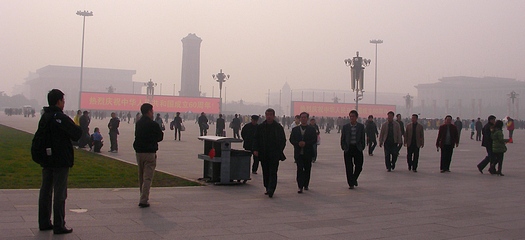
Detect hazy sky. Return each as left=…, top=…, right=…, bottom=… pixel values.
left=1, top=0, right=524, bottom=103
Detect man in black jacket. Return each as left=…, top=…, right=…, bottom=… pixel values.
left=341, top=110, right=366, bottom=189
left=289, top=112, right=318, bottom=193
left=198, top=112, right=208, bottom=136
left=241, top=115, right=259, bottom=174
left=108, top=112, right=120, bottom=153
left=34, top=89, right=82, bottom=234
left=477, top=115, right=496, bottom=174
left=133, top=103, right=164, bottom=208
left=365, top=115, right=379, bottom=156
left=78, top=111, right=90, bottom=148
left=231, top=114, right=242, bottom=139
left=216, top=114, right=225, bottom=136
left=253, top=108, right=286, bottom=198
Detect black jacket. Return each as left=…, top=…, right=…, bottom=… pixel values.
left=341, top=122, right=366, bottom=152
left=365, top=120, right=378, bottom=139
left=216, top=118, right=225, bottom=131
left=133, top=116, right=164, bottom=153
left=481, top=122, right=493, bottom=148
left=108, top=117, right=120, bottom=134
left=36, top=106, right=82, bottom=168
left=289, top=125, right=317, bottom=158
left=241, top=122, right=257, bottom=150
left=253, top=120, right=286, bottom=161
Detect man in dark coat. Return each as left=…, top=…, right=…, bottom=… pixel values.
left=436, top=115, right=459, bottom=172
left=477, top=115, right=496, bottom=174
left=475, top=118, right=483, bottom=141
left=454, top=117, right=463, bottom=143
left=198, top=112, right=208, bottom=136
left=365, top=115, right=379, bottom=156
left=33, top=89, right=82, bottom=234
left=231, top=114, right=242, bottom=139
left=253, top=108, right=286, bottom=198
left=289, top=112, right=318, bottom=193
left=241, top=115, right=260, bottom=174
left=108, top=112, right=120, bottom=153
left=216, top=114, right=225, bottom=136
left=340, top=110, right=366, bottom=189
left=78, top=111, right=90, bottom=148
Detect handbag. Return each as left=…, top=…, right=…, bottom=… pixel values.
left=180, top=124, right=186, bottom=131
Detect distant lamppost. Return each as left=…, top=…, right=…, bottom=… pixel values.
left=212, top=69, right=229, bottom=113
left=145, top=79, right=157, bottom=102
left=76, top=10, right=93, bottom=110
left=404, top=93, right=413, bottom=116
left=370, top=39, right=383, bottom=104
left=344, top=51, right=371, bottom=111
left=508, top=91, right=519, bottom=117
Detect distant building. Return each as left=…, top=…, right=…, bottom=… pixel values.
left=415, top=76, right=525, bottom=119
left=179, top=33, right=202, bottom=97
left=24, top=65, right=136, bottom=109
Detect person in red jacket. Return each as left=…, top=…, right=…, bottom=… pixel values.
left=436, top=115, right=459, bottom=173
left=506, top=116, right=515, bottom=143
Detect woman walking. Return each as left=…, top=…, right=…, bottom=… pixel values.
left=491, top=120, right=509, bottom=176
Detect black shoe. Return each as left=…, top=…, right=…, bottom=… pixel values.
left=298, top=188, right=303, bottom=193
left=392, top=163, right=395, bottom=170
left=54, top=227, right=73, bottom=234
left=304, top=186, right=309, bottom=190
left=408, top=166, right=412, bottom=171
left=349, top=185, right=354, bottom=189
left=39, top=225, right=53, bottom=231
left=440, top=170, right=445, bottom=173
left=268, top=192, right=274, bottom=198
left=138, top=203, right=150, bottom=208
left=387, top=169, right=391, bottom=172
left=264, top=192, right=269, bottom=195
left=477, top=166, right=483, bottom=174
left=354, top=181, right=358, bottom=187
left=413, top=169, right=417, bottom=173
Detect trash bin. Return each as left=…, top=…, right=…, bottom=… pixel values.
left=197, top=136, right=252, bottom=184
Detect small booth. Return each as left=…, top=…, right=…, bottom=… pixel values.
left=197, top=136, right=252, bottom=184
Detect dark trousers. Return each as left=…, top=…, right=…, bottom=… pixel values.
left=509, top=129, right=514, bottom=139
left=233, top=129, right=240, bottom=139
left=477, top=146, right=494, bottom=172
left=260, top=158, right=280, bottom=194
left=367, top=138, right=377, bottom=155
left=109, top=132, right=118, bottom=151
left=295, top=155, right=312, bottom=189
left=216, top=128, right=224, bottom=136
left=174, top=127, right=181, bottom=140
left=476, top=130, right=482, bottom=141
left=39, top=167, right=69, bottom=230
left=440, top=145, right=454, bottom=171
left=407, top=145, right=420, bottom=170
left=470, top=131, right=475, bottom=139
left=312, top=144, right=318, bottom=161
left=199, top=127, right=207, bottom=136
left=384, top=143, right=399, bottom=170
left=251, top=154, right=260, bottom=173
left=93, top=140, right=103, bottom=152
left=343, top=145, right=363, bottom=187
left=493, top=152, right=504, bottom=173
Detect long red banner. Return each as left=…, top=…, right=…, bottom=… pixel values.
left=292, top=101, right=396, bottom=117
left=80, top=92, right=220, bottom=113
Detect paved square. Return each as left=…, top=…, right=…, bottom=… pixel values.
left=1, top=114, right=524, bottom=239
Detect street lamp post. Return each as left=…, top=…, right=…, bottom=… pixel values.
left=370, top=39, right=383, bottom=105
left=76, top=10, right=93, bottom=110
left=212, top=69, right=229, bottom=113
left=344, top=51, right=371, bottom=111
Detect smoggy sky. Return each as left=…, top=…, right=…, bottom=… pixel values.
left=1, top=0, right=524, bottom=104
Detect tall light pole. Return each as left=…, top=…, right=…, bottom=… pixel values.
left=370, top=39, right=383, bottom=105
left=212, top=69, right=229, bottom=113
left=344, top=51, right=370, bottom=111
left=76, top=10, right=93, bottom=110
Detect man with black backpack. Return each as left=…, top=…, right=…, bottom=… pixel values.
left=31, top=89, right=82, bottom=234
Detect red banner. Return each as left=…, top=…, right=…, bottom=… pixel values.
left=80, top=92, right=220, bottom=113
left=292, top=101, right=396, bottom=117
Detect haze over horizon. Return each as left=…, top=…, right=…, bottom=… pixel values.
left=1, top=0, right=524, bottom=104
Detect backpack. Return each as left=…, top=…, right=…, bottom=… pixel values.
left=31, top=113, right=56, bottom=165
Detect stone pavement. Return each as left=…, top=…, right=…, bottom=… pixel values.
left=1, top=114, right=525, bottom=239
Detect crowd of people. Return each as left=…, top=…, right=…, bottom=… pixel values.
left=28, top=88, right=516, bottom=235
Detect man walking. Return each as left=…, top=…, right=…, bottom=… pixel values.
left=290, top=112, right=317, bottom=193
left=475, top=118, right=483, bottom=141
left=108, top=112, right=120, bottom=153
left=379, top=111, right=403, bottom=171
left=436, top=115, right=459, bottom=172
left=454, top=117, right=463, bottom=143
left=477, top=115, right=496, bottom=174
left=198, top=112, right=208, bottom=136
left=365, top=115, right=378, bottom=156
left=216, top=114, right=225, bottom=136
left=404, top=114, right=424, bottom=172
left=170, top=112, right=183, bottom=141
left=33, top=89, right=82, bottom=234
left=340, top=110, right=365, bottom=189
left=241, top=115, right=260, bottom=174
left=231, top=114, right=242, bottom=139
left=253, top=108, right=286, bottom=198
left=133, top=103, right=164, bottom=208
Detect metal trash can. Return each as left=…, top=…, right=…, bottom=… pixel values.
left=197, top=136, right=252, bottom=184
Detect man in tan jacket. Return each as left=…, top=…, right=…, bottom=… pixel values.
left=404, top=114, right=424, bottom=172
left=379, top=111, right=403, bottom=171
